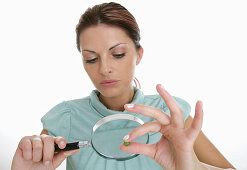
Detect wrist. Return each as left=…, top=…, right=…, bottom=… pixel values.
left=173, top=151, right=206, bottom=170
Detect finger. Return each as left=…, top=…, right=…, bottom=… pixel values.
left=187, top=101, right=203, bottom=140
left=53, top=149, right=80, bottom=168
left=156, top=84, right=184, bottom=128
left=124, top=104, right=170, bottom=125
left=54, top=136, right=67, bottom=149
left=123, top=122, right=161, bottom=142
left=31, top=136, right=43, bottom=162
left=41, top=135, right=55, bottom=166
left=120, top=142, right=156, bottom=159
left=19, top=136, right=32, bottom=160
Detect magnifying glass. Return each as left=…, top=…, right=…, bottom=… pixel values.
left=54, top=114, right=149, bottom=161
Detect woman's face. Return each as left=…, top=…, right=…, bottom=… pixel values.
left=79, top=24, right=143, bottom=98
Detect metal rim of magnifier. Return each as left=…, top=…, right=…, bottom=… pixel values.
left=91, top=113, right=149, bottom=161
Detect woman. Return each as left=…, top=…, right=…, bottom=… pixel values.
left=11, top=2, right=235, bottom=170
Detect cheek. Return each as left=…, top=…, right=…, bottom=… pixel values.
left=84, top=65, right=97, bottom=81
left=126, top=55, right=137, bottom=71
left=117, top=57, right=136, bottom=77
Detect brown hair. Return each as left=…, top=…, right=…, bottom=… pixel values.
left=75, top=2, right=141, bottom=52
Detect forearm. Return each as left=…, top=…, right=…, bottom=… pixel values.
left=200, top=162, right=236, bottom=170
left=186, top=117, right=234, bottom=169
left=189, top=151, right=235, bottom=170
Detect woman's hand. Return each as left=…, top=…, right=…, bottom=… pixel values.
left=11, top=134, right=79, bottom=170
left=120, top=84, right=204, bottom=170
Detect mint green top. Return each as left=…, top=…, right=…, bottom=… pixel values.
left=41, top=87, right=191, bottom=170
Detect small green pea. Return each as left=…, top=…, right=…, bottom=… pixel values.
left=124, top=142, right=130, bottom=146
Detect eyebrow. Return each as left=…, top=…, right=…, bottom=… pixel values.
left=109, top=43, right=127, bottom=50
left=82, top=43, right=127, bottom=53
left=82, top=49, right=96, bottom=53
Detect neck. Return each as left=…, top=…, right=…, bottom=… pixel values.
left=99, top=86, right=135, bottom=112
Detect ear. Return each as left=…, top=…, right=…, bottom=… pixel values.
left=136, top=46, right=144, bottom=65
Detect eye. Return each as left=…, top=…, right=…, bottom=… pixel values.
left=85, top=58, right=98, bottom=63
left=113, top=53, right=125, bottom=58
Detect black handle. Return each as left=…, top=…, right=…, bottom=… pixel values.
left=54, top=142, right=79, bottom=152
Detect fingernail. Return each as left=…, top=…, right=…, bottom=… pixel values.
left=126, top=104, right=134, bottom=108
left=44, top=161, right=50, bottom=166
left=160, top=84, right=165, bottom=90
left=123, top=134, right=129, bottom=141
left=60, top=141, right=65, bottom=147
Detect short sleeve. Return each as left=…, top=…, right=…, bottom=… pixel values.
left=41, top=101, right=71, bottom=140
left=162, top=96, right=191, bottom=122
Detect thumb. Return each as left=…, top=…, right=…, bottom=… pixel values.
left=52, top=149, right=80, bottom=168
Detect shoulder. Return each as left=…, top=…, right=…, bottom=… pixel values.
left=41, top=96, right=91, bottom=121
left=41, top=101, right=71, bottom=123
left=41, top=96, right=91, bottom=139
left=64, top=96, right=92, bottom=113
left=143, top=93, right=191, bottom=121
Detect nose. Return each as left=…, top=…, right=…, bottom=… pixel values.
left=99, top=57, right=112, bottom=76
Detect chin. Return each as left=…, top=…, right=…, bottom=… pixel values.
left=99, top=87, right=120, bottom=98
left=96, top=84, right=126, bottom=98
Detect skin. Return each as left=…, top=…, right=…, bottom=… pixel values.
left=80, top=24, right=143, bottom=111
left=11, top=134, right=80, bottom=170
left=120, top=85, right=235, bottom=169
left=11, top=23, right=235, bottom=170
left=121, top=85, right=204, bottom=170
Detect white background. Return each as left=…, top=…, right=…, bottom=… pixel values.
left=0, top=0, right=246, bottom=169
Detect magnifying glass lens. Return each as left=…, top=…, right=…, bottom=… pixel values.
left=54, top=114, right=149, bottom=161
left=91, top=119, right=148, bottom=160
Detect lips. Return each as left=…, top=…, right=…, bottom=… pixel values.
left=100, top=79, right=119, bottom=87
left=101, top=79, right=118, bottom=83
